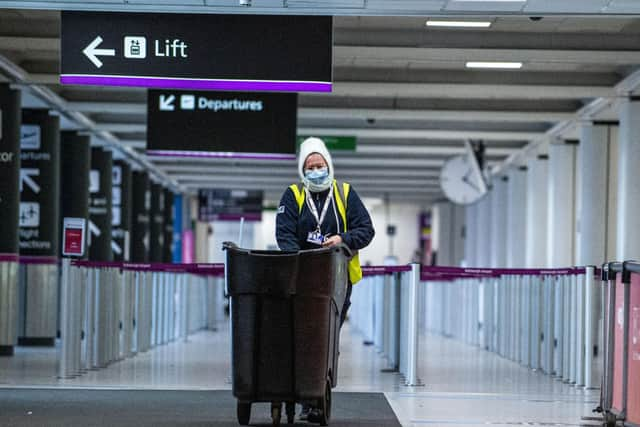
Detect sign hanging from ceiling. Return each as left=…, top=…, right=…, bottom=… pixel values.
left=146, top=89, right=297, bottom=159
left=60, top=11, right=332, bottom=93
left=198, top=189, right=263, bottom=222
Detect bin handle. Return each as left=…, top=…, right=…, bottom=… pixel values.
left=336, top=243, right=354, bottom=259
left=223, top=240, right=353, bottom=258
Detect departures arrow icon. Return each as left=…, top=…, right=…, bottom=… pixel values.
left=159, top=95, right=175, bottom=111
left=20, top=168, right=41, bottom=194
left=83, top=36, right=116, bottom=68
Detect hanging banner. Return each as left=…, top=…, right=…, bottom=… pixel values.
left=88, top=148, right=113, bottom=261
left=146, top=90, right=297, bottom=159
left=60, top=12, right=332, bottom=93
left=19, top=110, right=60, bottom=257
left=60, top=131, right=90, bottom=259
left=112, top=160, right=132, bottom=262
left=0, top=85, right=21, bottom=254
left=130, top=171, right=150, bottom=263
left=149, top=183, right=164, bottom=262
left=163, top=189, right=174, bottom=263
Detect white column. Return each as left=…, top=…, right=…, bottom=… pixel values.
left=476, top=195, right=492, bottom=267
left=464, top=203, right=478, bottom=267
left=433, top=202, right=453, bottom=266
left=507, top=167, right=527, bottom=268
left=617, top=99, right=640, bottom=260
left=547, top=142, right=577, bottom=268
left=525, top=156, right=549, bottom=268
left=490, top=176, right=508, bottom=268
left=576, top=123, right=614, bottom=265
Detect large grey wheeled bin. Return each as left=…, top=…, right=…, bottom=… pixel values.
left=224, top=242, right=350, bottom=426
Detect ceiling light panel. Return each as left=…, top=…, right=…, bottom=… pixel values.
left=426, top=20, right=492, bottom=28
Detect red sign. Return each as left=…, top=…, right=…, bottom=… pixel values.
left=64, top=229, right=83, bottom=255
left=62, top=217, right=86, bottom=257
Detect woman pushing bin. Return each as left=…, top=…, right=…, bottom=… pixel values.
left=225, top=137, right=374, bottom=426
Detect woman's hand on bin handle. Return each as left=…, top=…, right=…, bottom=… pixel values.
left=322, top=236, right=353, bottom=258
left=322, top=235, right=343, bottom=248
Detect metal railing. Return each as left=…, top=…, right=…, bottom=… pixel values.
left=350, top=264, right=602, bottom=391
left=421, top=266, right=602, bottom=389
left=350, top=264, right=422, bottom=386
left=58, top=259, right=225, bottom=379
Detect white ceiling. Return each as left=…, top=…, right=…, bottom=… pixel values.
left=1, top=5, right=640, bottom=204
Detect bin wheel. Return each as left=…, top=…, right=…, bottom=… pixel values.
left=318, top=380, right=332, bottom=426
left=237, top=401, right=251, bottom=425
left=285, top=402, right=295, bottom=424
left=271, top=402, right=282, bottom=426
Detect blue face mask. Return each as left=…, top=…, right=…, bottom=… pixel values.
left=305, top=167, right=329, bottom=186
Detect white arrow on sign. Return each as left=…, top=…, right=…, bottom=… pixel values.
left=143, top=233, right=150, bottom=251
left=20, top=168, right=40, bottom=194
left=88, top=220, right=101, bottom=246
left=159, top=95, right=175, bottom=111
left=83, top=36, right=116, bottom=69
left=111, top=240, right=122, bottom=255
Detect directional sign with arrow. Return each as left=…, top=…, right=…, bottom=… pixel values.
left=20, top=168, right=41, bottom=194
left=83, top=36, right=116, bottom=68
left=60, top=11, right=332, bottom=93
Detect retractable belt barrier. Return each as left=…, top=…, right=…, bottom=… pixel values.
left=350, top=264, right=601, bottom=391
left=350, top=264, right=422, bottom=386
left=0, top=254, right=20, bottom=350
left=598, top=261, right=640, bottom=427
left=58, top=259, right=225, bottom=379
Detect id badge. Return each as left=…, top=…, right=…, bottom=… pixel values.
left=307, top=230, right=325, bottom=245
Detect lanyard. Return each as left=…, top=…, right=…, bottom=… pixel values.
left=305, top=187, right=334, bottom=232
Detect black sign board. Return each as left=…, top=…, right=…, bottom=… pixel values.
left=112, top=160, right=132, bottom=262
left=198, top=189, right=263, bottom=222
left=0, top=85, right=21, bottom=254
left=19, top=110, right=60, bottom=257
left=146, top=90, right=297, bottom=159
left=60, top=12, right=332, bottom=93
left=88, top=148, right=113, bottom=262
left=149, top=183, right=164, bottom=263
left=130, top=171, right=150, bottom=263
left=60, top=132, right=90, bottom=259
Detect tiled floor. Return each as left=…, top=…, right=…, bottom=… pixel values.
left=0, top=321, right=599, bottom=426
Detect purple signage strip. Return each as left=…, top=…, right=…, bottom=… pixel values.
left=60, top=75, right=331, bottom=93
left=146, top=150, right=296, bottom=161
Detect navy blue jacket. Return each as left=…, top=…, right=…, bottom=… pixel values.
left=276, top=184, right=375, bottom=252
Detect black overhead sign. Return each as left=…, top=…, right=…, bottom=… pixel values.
left=19, top=110, right=60, bottom=257
left=198, top=189, right=263, bottom=222
left=146, top=90, right=297, bottom=159
left=60, top=11, right=332, bottom=93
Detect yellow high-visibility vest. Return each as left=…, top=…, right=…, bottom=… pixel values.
left=289, top=180, right=363, bottom=284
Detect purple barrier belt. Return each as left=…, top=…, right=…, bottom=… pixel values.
left=361, top=265, right=412, bottom=277
left=72, top=260, right=122, bottom=269
left=70, top=261, right=226, bottom=276
left=18, top=255, right=59, bottom=265
left=187, top=263, right=225, bottom=276
left=0, top=253, right=20, bottom=262
left=420, top=265, right=587, bottom=281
